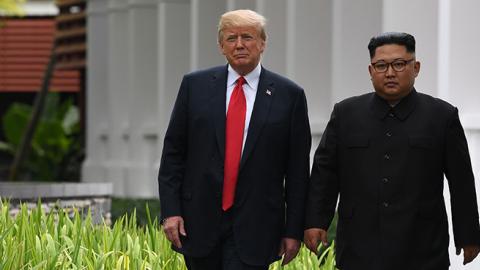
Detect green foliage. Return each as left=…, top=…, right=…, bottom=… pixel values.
left=0, top=201, right=337, bottom=269
left=0, top=93, right=84, bottom=181
left=111, top=198, right=161, bottom=226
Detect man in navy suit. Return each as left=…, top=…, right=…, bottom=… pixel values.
left=304, top=32, right=480, bottom=270
left=158, top=9, right=311, bottom=270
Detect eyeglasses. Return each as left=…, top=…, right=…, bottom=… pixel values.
left=371, top=58, right=415, bottom=73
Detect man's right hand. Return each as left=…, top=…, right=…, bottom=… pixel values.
left=304, top=228, right=328, bottom=254
left=162, top=216, right=187, bottom=248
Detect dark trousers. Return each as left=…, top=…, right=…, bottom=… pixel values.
left=184, top=211, right=269, bottom=270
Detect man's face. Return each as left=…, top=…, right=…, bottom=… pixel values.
left=368, top=44, right=420, bottom=103
left=219, top=26, right=265, bottom=75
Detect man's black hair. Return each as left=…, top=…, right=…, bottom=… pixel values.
left=368, top=32, right=416, bottom=59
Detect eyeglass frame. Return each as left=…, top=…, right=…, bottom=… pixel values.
left=370, top=58, right=415, bottom=73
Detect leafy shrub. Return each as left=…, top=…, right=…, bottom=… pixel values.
left=0, top=200, right=337, bottom=269
left=0, top=93, right=83, bottom=181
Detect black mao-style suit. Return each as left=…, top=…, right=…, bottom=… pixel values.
left=158, top=65, right=311, bottom=266
left=305, top=89, right=480, bottom=270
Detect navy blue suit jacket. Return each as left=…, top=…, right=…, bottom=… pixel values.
left=158, top=65, right=311, bottom=265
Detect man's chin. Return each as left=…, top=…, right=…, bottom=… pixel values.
left=233, top=59, right=249, bottom=65
left=230, top=62, right=255, bottom=73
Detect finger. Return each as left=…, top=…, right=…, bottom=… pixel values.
left=163, top=227, right=174, bottom=243
left=464, top=250, right=470, bottom=265
left=281, top=252, right=293, bottom=266
left=464, top=249, right=475, bottom=265
left=320, top=232, right=328, bottom=246
left=164, top=222, right=182, bottom=249
left=305, top=238, right=319, bottom=254
left=171, top=229, right=182, bottom=249
left=179, top=219, right=187, bottom=236
left=282, top=247, right=300, bottom=266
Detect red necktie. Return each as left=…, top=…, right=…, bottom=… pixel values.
left=223, top=76, right=246, bottom=211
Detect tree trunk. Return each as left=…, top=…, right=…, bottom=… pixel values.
left=8, top=47, right=56, bottom=181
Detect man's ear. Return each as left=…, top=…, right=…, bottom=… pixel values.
left=259, top=39, right=266, bottom=54
left=414, top=61, right=421, bottom=77
left=368, top=65, right=374, bottom=78
left=218, top=42, right=225, bottom=55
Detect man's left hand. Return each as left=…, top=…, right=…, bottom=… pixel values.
left=278, top=237, right=300, bottom=266
left=456, top=245, right=480, bottom=265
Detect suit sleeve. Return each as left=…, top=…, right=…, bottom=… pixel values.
left=305, top=104, right=340, bottom=230
left=444, top=108, right=480, bottom=247
left=158, top=75, right=189, bottom=220
left=284, top=89, right=311, bottom=240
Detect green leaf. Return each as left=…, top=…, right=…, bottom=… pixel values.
left=1, top=103, right=31, bottom=146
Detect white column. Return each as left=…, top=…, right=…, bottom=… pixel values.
left=105, top=0, right=130, bottom=196
left=256, top=0, right=287, bottom=75
left=448, top=0, right=480, bottom=131
left=83, top=0, right=109, bottom=183
left=382, top=0, right=439, bottom=97
left=156, top=0, right=191, bottom=196
left=284, top=0, right=333, bottom=138
left=331, top=0, right=382, bottom=105
left=122, top=0, right=160, bottom=198
left=190, top=0, right=226, bottom=70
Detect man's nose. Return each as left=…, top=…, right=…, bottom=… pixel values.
left=234, top=37, right=245, bottom=48
left=385, top=64, right=395, bottom=76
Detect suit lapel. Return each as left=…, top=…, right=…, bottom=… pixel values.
left=212, top=66, right=228, bottom=161
left=240, top=67, right=274, bottom=170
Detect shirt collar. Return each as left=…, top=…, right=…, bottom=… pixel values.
left=227, top=63, right=262, bottom=88
left=370, top=88, right=417, bottom=120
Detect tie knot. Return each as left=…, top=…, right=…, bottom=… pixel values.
left=236, top=76, right=246, bottom=86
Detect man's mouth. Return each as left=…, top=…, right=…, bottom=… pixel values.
left=385, top=82, right=398, bottom=87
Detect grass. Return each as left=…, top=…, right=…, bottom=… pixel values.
left=0, top=200, right=337, bottom=269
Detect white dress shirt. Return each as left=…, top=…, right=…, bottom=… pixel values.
left=226, top=63, right=261, bottom=153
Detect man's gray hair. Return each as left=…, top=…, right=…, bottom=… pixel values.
left=217, top=9, right=267, bottom=43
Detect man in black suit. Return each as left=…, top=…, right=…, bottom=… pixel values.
left=158, top=9, right=311, bottom=270
left=304, top=32, right=480, bottom=269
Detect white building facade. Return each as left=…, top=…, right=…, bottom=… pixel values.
left=83, top=0, right=480, bottom=268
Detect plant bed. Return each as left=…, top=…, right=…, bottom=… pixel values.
left=0, top=200, right=337, bottom=269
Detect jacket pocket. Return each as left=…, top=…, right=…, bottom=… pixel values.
left=409, top=136, right=434, bottom=149
left=346, top=135, right=369, bottom=148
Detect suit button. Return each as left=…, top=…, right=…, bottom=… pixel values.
left=386, top=131, right=392, bottom=137
left=384, top=154, right=390, bottom=160
left=389, top=113, right=395, bottom=118
left=382, top=177, right=389, bottom=183
left=383, top=202, right=389, bottom=207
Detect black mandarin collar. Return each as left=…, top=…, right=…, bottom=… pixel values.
left=370, top=88, right=417, bottom=120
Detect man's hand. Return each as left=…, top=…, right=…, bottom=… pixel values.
left=304, top=228, right=328, bottom=254
left=456, top=245, right=480, bottom=265
left=162, top=216, right=187, bottom=249
left=278, top=237, right=300, bottom=266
